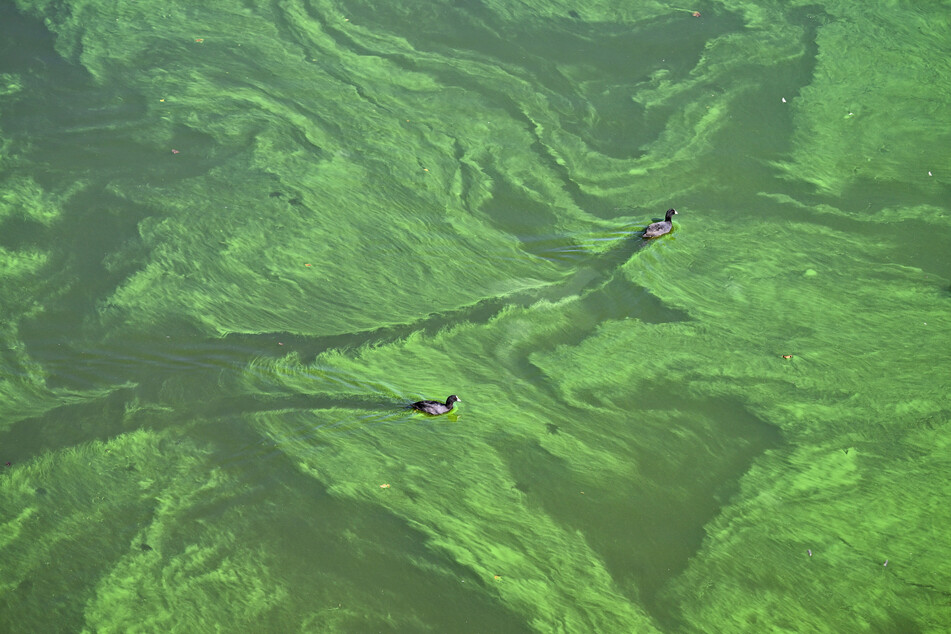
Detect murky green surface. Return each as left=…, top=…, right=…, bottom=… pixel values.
left=2, top=0, right=949, bottom=631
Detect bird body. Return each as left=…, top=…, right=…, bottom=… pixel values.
left=643, top=208, right=678, bottom=238
left=411, top=395, right=460, bottom=415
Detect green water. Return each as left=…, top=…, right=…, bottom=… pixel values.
left=1, top=0, right=949, bottom=630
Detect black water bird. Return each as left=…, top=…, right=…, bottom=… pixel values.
left=411, top=395, right=460, bottom=415
left=643, top=208, right=678, bottom=238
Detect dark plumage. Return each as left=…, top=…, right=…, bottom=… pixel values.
left=411, top=395, right=460, bottom=415
left=643, top=208, right=678, bottom=238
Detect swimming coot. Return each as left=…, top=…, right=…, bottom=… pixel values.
left=411, top=395, right=460, bottom=415
left=643, top=208, right=678, bottom=238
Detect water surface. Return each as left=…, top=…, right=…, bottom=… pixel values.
left=2, top=0, right=949, bottom=631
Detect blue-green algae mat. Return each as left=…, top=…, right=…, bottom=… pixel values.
left=2, top=0, right=950, bottom=631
